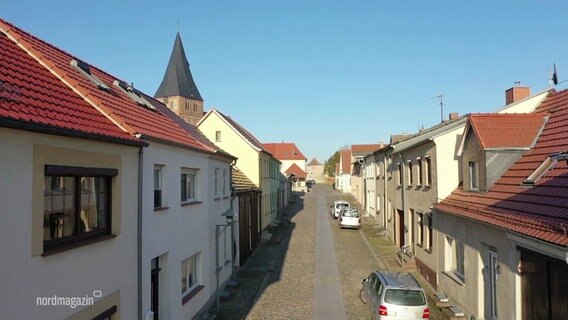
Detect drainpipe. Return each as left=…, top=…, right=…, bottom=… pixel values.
left=398, top=153, right=407, bottom=247
left=137, top=145, right=144, bottom=320
left=229, top=159, right=237, bottom=278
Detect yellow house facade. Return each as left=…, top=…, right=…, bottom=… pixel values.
left=198, top=109, right=281, bottom=231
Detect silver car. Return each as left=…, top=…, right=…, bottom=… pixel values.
left=361, top=271, right=429, bottom=319
left=339, top=207, right=360, bottom=229
left=329, top=200, right=350, bottom=218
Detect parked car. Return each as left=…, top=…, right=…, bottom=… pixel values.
left=360, top=271, right=429, bottom=319
left=338, top=207, right=360, bottom=229
left=307, top=179, right=315, bottom=185
left=329, top=200, right=349, bottom=218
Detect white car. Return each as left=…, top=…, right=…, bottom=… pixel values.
left=339, top=207, right=361, bottom=229
left=330, top=200, right=350, bottom=219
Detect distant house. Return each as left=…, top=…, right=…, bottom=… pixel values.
left=306, top=158, right=325, bottom=183
left=232, top=167, right=261, bottom=265
left=198, top=109, right=282, bottom=233
left=335, top=149, right=352, bottom=193
left=285, top=163, right=308, bottom=191
left=435, top=90, right=567, bottom=320
left=350, top=144, right=381, bottom=207
left=263, top=142, right=307, bottom=191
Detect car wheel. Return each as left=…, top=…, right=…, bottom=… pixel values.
left=359, top=288, right=366, bottom=304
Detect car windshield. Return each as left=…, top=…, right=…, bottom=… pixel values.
left=336, top=203, right=349, bottom=209
left=342, top=209, right=359, bottom=217
left=384, top=289, right=426, bottom=306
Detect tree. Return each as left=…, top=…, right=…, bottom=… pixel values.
left=324, top=150, right=341, bottom=177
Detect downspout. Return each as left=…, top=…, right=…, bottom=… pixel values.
left=137, top=145, right=144, bottom=320
left=398, top=153, right=407, bottom=246
left=229, top=159, right=237, bottom=277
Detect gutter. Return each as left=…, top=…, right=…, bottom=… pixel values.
left=137, top=144, right=144, bottom=320
left=0, top=117, right=147, bottom=147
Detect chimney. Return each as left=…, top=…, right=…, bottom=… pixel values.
left=505, top=86, right=530, bottom=105
left=449, top=112, right=459, bottom=120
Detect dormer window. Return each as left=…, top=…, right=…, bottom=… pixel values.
left=113, top=80, right=156, bottom=111
left=70, top=59, right=110, bottom=91
left=523, top=152, right=567, bottom=186
left=469, top=161, right=479, bottom=190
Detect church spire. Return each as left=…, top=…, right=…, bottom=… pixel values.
left=155, top=32, right=203, bottom=101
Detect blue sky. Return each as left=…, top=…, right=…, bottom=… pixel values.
left=3, top=1, right=568, bottom=162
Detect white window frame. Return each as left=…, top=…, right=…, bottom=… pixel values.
left=181, top=253, right=200, bottom=295
left=154, top=165, right=164, bottom=208
left=181, top=168, right=198, bottom=202
left=446, top=236, right=465, bottom=281
left=469, top=161, right=479, bottom=190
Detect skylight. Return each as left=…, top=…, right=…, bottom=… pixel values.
left=113, top=80, right=156, bottom=111
left=522, top=152, right=567, bottom=185
left=69, top=59, right=110, bottom=91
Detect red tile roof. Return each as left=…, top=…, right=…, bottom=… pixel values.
left=341, top=149, right=351, bottom=174
left=285, top=163, right=306, bottom=179
left=0, top=18, right=210, bottom=153
left=468, top=113, right=546, bottom=149
left=351, top=144, right=382, bottom=156
left=0, top=27, right=141, bottom=145
left=263, top=143, right=306, bottom=160
left=436, top=89, right=568, bottom=246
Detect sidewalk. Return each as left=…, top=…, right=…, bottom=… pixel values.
left=206, top=194, right=300, bottom=320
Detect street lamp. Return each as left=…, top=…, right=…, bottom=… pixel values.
left=215, top=208, right=235, bottom=313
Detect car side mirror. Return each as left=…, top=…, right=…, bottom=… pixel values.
left=362, top=278, right=368, bottom=284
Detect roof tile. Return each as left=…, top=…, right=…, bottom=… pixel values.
left=436, top=89, right=568, bottom=246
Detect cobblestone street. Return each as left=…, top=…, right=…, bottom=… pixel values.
left=213, top=184, right=448, bottom=320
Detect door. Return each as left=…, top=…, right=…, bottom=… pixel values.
left=397, top=209, right=405, bottom=248
left=151, top=257, right=161, bottom=320
left=484, top=250, right=498, bottom=319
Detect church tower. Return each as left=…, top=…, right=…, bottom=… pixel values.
left=155, top=33, right=204, bottom=125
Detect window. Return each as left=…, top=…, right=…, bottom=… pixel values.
left=92, top=306, right=117, bottom=320
left=154, top=165, right=163, bottom=208
left=417, top=212, right=424, bottom=247
left=181, top=168, right=197, bottom=202
left=43, top=165, right=116, bottom=251
left=70, top=59, right=110, bottom=91
left=425, top=157, right=432, bottom=186
left=446, top=237, right=465, bottom=281
left=469, top=161, right=479, bottom=190
left=113, top=80, right=156, bottom=111
left=408, top=161, right=413, bottom=186
left=223, top=169, right=227, bottom=196
left=397, top=163, right=403, bottom=186
left=417, top=158, right=423, bottom=185
left=181, top=253, right=200, bottom=296
left=215, top=131, right=221, bottom=142
left=214, top=168, right=219, bottom=196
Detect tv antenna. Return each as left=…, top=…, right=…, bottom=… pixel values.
left=430, top=93, right=444, bottom=123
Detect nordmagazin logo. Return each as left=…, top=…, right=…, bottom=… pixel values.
left=36, top=290, right=101, bottom=309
